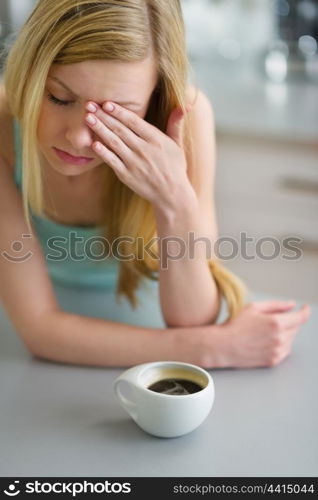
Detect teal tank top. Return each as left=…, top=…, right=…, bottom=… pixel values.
left=13, top=119, right=119, bottom=290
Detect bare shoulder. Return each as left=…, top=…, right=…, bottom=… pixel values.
left=184, top=84, right=215, bottom=154
left=184, top=84, right=215, bottom=150
left=0, top=82, right=15, bottom=172
left=186, top=84, right=214, bottom=120
left=186, top=84, right=199, bottom=105
left=184, top=84, right=216, bottom=198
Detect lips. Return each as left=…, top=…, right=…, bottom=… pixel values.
left=56, top=148, right=92, bottom=160
left=53, top=147, right=94, bottom=166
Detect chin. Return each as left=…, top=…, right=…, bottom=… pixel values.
left=53, top=162, right=98, bottom=177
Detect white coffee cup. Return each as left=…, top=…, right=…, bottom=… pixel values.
left=113, top=361, right=215, bottom=438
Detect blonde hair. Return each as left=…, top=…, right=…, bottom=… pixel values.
left=3, top=0, right=246, bottom=320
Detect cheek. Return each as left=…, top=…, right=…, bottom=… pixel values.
left=37, top=103, right=60, bottom=142
left=137, top=108, right=148, bottom=120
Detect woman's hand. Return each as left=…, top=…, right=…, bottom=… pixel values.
left=201, top=301, right=311, bottom=369
left=85, top=100, right=194, bottom=210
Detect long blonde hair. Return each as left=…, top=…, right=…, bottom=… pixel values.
left=3, top=0, right=246, bottom=319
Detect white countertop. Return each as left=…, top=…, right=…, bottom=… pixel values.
left=1, top=282, right=318, bottom=476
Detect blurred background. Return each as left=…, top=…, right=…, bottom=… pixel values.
left=0, top=0, right=317, bottom=303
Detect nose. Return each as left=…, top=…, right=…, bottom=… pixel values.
left=65, top=120, right=96, bottom=156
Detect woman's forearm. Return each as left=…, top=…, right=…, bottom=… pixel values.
left=26, top=309, right=218, bottom=368
left=154, top=189, right=219, bottom=328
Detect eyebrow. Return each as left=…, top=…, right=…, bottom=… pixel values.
left=48, top=76, right=141, bottom=106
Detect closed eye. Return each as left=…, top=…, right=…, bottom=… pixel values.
left=46, top=91, right=141, bottom=111
left=47, top=92, right=73, bottom=106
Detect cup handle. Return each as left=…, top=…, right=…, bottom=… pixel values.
left=113, top=378, right=138, bottom=421
left=113, top=363, right=153, bottom=421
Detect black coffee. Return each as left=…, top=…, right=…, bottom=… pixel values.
left=147, top=378, right=203, bottom=395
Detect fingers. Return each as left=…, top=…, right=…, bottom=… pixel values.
left=270, top=326, right=300, bottom=366
left=271, top=346, right=292, bottom=367
left=266, top=308, right=310, bottom=367
left=272, top=304, right=310, bottom=330
left=251, top=300, right=296, bottom=313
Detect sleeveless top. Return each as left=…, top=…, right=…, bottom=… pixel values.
left=13, top=118, right=119, bottom=290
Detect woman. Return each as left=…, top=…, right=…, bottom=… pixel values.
left=0, top=0, right=310, bottom=368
